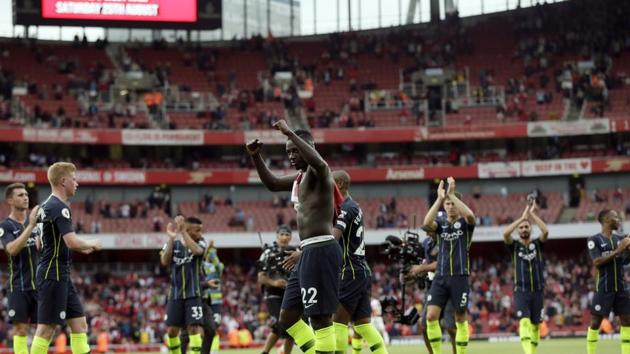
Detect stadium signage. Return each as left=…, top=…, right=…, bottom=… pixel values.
left=521, top=158, right=592, bottom=177
left=41, top=0, right=197, bottom=23
left=121, top=129, right=204, bottom=145
left=477, top=162, right=521, bottom=178
left=527, top=118, right=610, bottom=137
left=0, top=157, right=627, bottom=185
left=23, top=128, right=99, bottom=143
left=1, top=118, right=627, bottom=146
left=48, top=221, right=630, bottom=249
left=385, top=168, right=425, bottom=180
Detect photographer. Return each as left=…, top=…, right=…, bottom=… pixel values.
left=406, top=224, right=456, bottom=354
left=257, top=225, right=295, bottom=354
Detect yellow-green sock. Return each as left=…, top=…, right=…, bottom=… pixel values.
left=31, top=336, right=51, bottom=354
left=530, top=323, right=540, bottom=354
left=167, top=335, right=182, bottom=354
left=188, top=333, right=202, bottom=354
left=70, top=332, right=90, bottom=354
left=587, top=327, right=599, bottom=354
left=455, top=320, right=469, bottom=354
left=210, top=334, right=219, bottom=353
left=353, top=323, right=387, bottom=354
left=333, top=322, right=348, bottom=354
left=519, top=318, right=532, bottom=354
left=314, top=325, right=336, bottom=353
left=426, top=320, right=442, bottom=353
left=351, top=337, right=362, bottom=354
left=621, top=326, right=630, bottom=354
left=286, top=320, right=316, bottom=354
left=13, top=335, right=28, bottom=354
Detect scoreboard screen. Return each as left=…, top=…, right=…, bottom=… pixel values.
left=41, top=0, right=197, bottom=23
left=14, top=0, right=221, bottom=29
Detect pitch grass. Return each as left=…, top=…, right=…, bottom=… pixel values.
left=216, top=337, right=619, bottom=353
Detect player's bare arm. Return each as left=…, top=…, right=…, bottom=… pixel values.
left=5, top=205, right=39, bottom=256
left=592, top=238, right=630, bottom=267
left=281, top=249, right=301, bottom=271
left=407, top=261, right=437, bottom=280
left=160, top=222, right=177, bottom=267
left=528, top=202, right=549, bottom=242
left=175, top=216, right=205, bottom=256
left=446, top=177, right=475, bottom=224
left=63, top=232, right=101, bottom=254
left=423, top=180, right=445, bottom=231
left=257, top=272, right=288, bottom=288
left=246, top=138, right=297, bottom=192
left=273, top=120, right=329, bottom=176
left=503, top=205, right=531, bottom=245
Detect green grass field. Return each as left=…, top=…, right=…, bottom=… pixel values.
left=215, top=338, right=618, bottom=353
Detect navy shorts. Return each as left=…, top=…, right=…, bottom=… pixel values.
left=166, top=297, right=205, bottom=328
left=514, top=291, right=544, bottom=324
left=282, top=239, right=342, bottom=317
left=591, top=291, right=630, bottom=316
left=427, top=275, right=470, bottom=313
left=421, top=288, right=456, bottom=329
left=37, top=279, right=84, bottom=326
left=338, top=276, right=372, bottom=322
left=8, top=290, right=38, bottom=324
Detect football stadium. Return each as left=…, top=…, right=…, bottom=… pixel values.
left=0, top=0, right=629, bottom=353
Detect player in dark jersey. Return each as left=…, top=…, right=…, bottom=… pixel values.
left=258, top=225, right=296, bottom=354
left=423, top=177, right=475, bottom=354
left=31, top=162, right=102, bottom=354
left=161, top=216, right=208, bottom=354
left=1, top=183, right=41, bottom=354
left=407, top=225, right=456, bottom=354
left=503, top=201, right=549, bottom=354
left=330, top=170, right=388, bottom=354
left=585, top=209, right=630, bottom=354
left=246, top=120, right=342, bottom=354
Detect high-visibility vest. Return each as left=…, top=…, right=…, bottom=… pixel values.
left=55, top=332, right=67, bottom=354
left=97, top=332, right=109, bottom=353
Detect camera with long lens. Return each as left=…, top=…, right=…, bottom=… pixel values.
left=380, top=232, right=427, bottom=288
left=256, top=241, right=293, bottom=279
left=380, top=231, right=426, bottom=325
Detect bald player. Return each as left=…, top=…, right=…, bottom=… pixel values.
left=331, top=170, right=388, bottom=354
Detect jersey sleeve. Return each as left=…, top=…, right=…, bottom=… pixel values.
left=464, top=217, right=475, bottom=234
left=55, top=206, right=75, bottom=237
left=334, top=206, right=355, bottom=232
left=197, top=238, right=208, bottom=253
left=587, top=237, right=601, bottom=260
left=0, top=222, right=16, bottom=248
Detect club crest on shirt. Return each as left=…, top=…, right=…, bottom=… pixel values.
left=529, top=243, right=536, bottom=250
left=0, top=228, right=4, bottom=238
left=587, top=240, right=595, bottom=250
left=454, top=222, right=461, bottom=229
left=61, top=208, right=71, bottom=219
